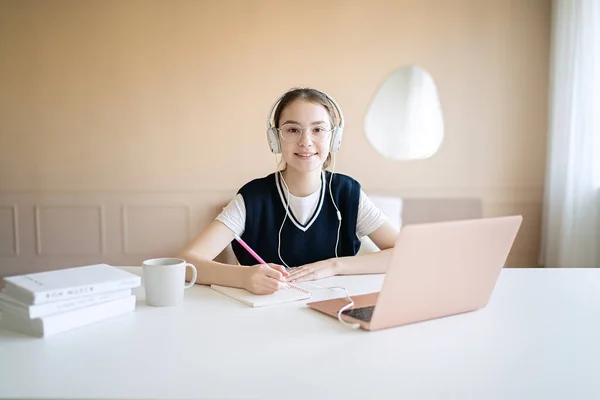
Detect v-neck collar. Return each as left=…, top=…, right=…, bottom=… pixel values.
left=275, top=171, right=326, bottom=232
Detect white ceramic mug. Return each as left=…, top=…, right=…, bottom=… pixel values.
left=142, top=258, right=197, bottom=307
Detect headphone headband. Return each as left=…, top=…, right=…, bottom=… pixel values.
left=266, top=88, right=345, bottom=154
left=266, top=90, right=345, bottom=130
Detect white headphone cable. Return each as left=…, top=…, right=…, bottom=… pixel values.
left=304, top=282, right=359, bottom=329
left=329, top=152, right=342, bottom=259
left=274, top=157, right=292, bottom=271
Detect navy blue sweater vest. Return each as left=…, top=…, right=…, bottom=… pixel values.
left=231, top=171, right=362, bottom=268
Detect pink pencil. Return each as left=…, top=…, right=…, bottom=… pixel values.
left=233, top=234, right=267, bottom=265
left=233, top=235, right=306, bottom=292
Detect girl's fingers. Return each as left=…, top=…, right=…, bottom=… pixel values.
left=269, top=264, right=290, bottom=277
left=287, top=267, right=306, bottom=279
left=290, top=273, right=313, bottom=283
left=261, top=276, right=286, bottom=293
left=263, top=265, right=284, bottom=281
left=289, top=269, right=312, bottom=282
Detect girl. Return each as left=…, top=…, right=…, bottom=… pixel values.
left=179, top=88, right=399, bottom=294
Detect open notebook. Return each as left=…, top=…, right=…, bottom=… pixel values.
left=210, top=284, right=312, bottom=307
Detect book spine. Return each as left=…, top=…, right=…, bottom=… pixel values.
left=31, top=277, right=140, bottom=305
left=33, top=289, right=132, bottom=318
left=1, top=296, right=137, bottom=337
left=1, top=289, right=132, bottom=318
left=40, top=295, right=137, bottom=336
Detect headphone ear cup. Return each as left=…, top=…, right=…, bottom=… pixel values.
left=330, top=126, right=343, bottom=152
left=267, top=127, right=282, bottom=154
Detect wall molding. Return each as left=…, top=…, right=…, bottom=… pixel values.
left=0, top=205, right=19, bottom=256
left=34, top=205, right=106, bottom=256
left=121, top=204, right=192, bottom=255
left=0, top=191, right=543, bottom=275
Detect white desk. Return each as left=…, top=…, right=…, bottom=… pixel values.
left=0, top=268, right=599, bottom=399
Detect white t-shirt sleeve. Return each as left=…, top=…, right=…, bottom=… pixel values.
left=356, top=190, right=388, bottom=239
left=215, top=193, right=246, bottom=237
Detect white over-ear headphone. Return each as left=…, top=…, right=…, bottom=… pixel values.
left=266, top=88, right=345, bottom=154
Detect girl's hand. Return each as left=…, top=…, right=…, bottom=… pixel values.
left=287, top=260, right=338, bottom=283
left=242, top=263, right=290, bottom=295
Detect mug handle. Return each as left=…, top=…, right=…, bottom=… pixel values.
left=184, top=263, right=197, bottom=289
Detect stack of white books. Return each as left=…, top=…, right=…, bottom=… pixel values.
left=0, top=264, right=141, bottom=337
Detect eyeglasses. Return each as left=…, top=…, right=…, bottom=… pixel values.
left=277, top=123, right=332, bottom=143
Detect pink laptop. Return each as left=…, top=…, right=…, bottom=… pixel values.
left=307, top=215, right=523, bottom=331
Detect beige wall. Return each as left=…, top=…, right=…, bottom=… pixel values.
left=0, top=0, right=551, bottom=276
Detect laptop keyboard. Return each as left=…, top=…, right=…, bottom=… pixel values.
left=342, top=306, right=375, bottom=322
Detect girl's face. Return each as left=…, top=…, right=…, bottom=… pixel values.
left=278, top=99, right=332, bottom=174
